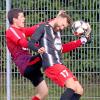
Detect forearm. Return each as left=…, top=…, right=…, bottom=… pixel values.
left=62, top=39, right=82, bottom=53
left=20, top=21, right=44, bottom=37
left=28, top=40, right=40, bottom=52
left=27, top=24, right=45, bottom=52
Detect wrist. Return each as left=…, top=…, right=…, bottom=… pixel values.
left=80, top=37, right=87, bottom=44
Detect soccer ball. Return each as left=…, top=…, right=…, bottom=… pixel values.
left=72, top=20, right=88, bottom=36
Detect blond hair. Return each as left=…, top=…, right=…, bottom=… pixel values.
left=57, top=12, right=73, bottom=26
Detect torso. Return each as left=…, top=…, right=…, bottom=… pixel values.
left=40, top=24, right=63, bottom=69
left=6, top=26, right=31, bottom=75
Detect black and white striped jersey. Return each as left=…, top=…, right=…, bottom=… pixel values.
left=28, top=23, right=63, bottom=69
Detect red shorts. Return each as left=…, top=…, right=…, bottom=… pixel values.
left=44, top=64, right=77, bottom=87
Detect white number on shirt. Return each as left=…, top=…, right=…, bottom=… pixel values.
left=60, top=69, right=69, bottom=78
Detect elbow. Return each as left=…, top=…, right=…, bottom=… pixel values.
left=28, top=41, right=38, bottom=52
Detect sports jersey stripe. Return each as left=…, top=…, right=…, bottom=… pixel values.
left=22, top=33, right=25, bottom=37
left=50, top=27, right=55, bottom=39
left=54, top=32, right=62, bottom=64
left=43, top=27, right=54, bottom=66
left=57, top=31, right=61, bottom=38
left=10, top=27, right=21, bottom=39
left=54, top=50, right=61, bottom=64
left=43, top=27, right=48, bottom=52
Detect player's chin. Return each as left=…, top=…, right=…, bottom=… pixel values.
left=20, top=22, right=25, bottom=27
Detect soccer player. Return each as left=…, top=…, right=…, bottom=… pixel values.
left=28, top=12, right=91, bottom=100
left=6, top=8, right=48, bottom=100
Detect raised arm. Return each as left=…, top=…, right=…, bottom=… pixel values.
left=62, top=39, right=82, bottom=53
left=28, top=24, right=45, bottom=52
left=20, top=23, right=43, bottom=37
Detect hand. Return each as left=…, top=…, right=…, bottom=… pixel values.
left=85, top=23, right=91, bottom=38
left=82, top=23, right=92, bottom=43
left=80, top=37, right=87, bottom=44
left=38, top=47, right=46, bottom=54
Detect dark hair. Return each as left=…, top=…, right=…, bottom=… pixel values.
left=8, top=8, right=23, bottom=24
left=58, top=12, right=73, bottom=26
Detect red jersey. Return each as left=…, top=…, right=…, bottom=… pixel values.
left=6, top=25, right=39, bottom=75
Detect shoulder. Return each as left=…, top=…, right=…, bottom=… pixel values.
left=6, top=28, right=12, bottom=36
left=6, top=27, right=11, bottom=32
left=39, top=23, right=50, bottom=28
left=36, top=23, right=47, bottom=32
left=39, top=23, right=46, bottom=28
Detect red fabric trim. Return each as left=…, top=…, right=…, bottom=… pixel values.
left=27, top=57, right=41, bottom=66
left=32, top=96, right=40, bottom=100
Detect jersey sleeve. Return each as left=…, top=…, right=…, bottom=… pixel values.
left=20, top=22, right=44, bottom=37
left=28, top=24, right=45, bottom=52
left=62, top=39, right=82, bottom=53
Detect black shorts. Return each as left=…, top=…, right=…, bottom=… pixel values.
left=24, top=54, right=44, bottom=87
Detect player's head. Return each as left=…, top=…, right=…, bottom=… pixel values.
left=7, top=8, right=25, bottom=27
left=53, top=12, right=72, bottom=31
